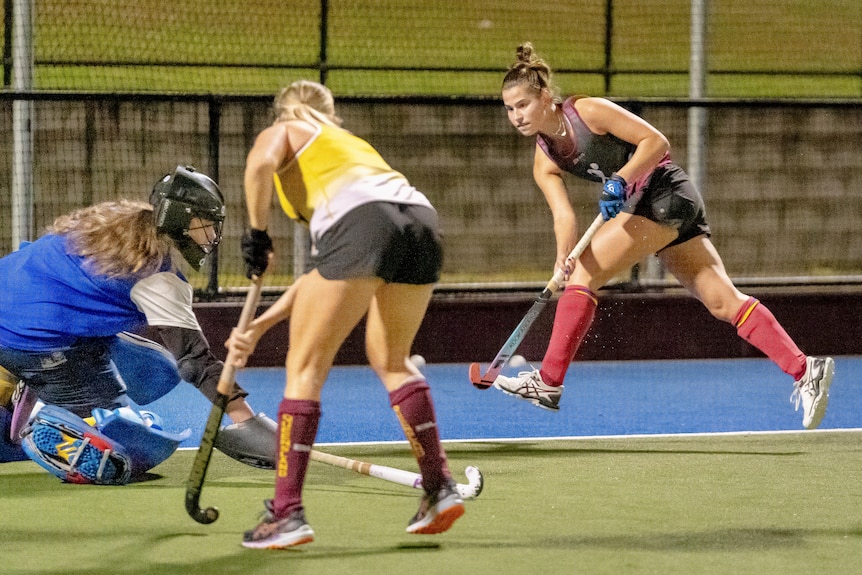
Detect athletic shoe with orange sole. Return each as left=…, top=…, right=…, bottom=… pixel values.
left=406, top=480, right=465, bottom=535
left=241, top=501, right=314, bottom=549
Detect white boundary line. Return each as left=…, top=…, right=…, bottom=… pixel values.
left=322, top=426, right=862, bottom=448
left=179, top=427, right=862, bottom=452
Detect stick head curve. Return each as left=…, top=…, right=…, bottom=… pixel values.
left=186, top=491, right=220, bottom=524
left=456, top=465, right=484, bottom=500
left=469, top=362, right=493, bottom=390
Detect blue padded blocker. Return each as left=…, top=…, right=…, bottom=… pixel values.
left=92, top=407, right=191, bottom=474
left=110, top=333, right=182, bottom=406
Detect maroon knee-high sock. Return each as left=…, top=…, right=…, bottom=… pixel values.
left=734, top=297, right=807, bottom=380
left=389, top=377, right=452, bottom=493
left=539, top=285, right=598, bottom=386
left=272, top=398, right=321, bottom=518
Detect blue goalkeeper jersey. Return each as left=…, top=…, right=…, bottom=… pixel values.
left=0, top=234, right=185, bottom=350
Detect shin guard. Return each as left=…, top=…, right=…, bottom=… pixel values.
left=539, top=285, right=598, bottom=386
left=734, top=297, right=807, bottom=380
left=272, top=399, right=320, bottom=518
left=389, top=376, right=451, bottom=493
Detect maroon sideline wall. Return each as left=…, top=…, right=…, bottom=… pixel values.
left=192, top=286, right=862, bottom=367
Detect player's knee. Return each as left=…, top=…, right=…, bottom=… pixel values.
left=703, top=296, right=746, bottom=323
left=285, top=363, right=327, bottom=400
left=369, top=361, right=414, bottom=389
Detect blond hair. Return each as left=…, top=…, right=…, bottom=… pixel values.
left=501, top=42, right=561, bottom=104
left=273, top=80, right=343, bottom=127
left=49, top=200, right=174, bottom=279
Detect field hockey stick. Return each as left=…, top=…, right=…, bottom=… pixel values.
left=185, top=275, right=263, bottom=524
left=469, top=213, right=605, bottom=389
left=310, top=449, right=484, bottom=500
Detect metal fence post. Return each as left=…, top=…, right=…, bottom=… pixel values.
left=11, top=0, right=34, bottom=249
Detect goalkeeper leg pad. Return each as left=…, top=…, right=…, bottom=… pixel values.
left=214, top=412, right=277, bottom=469
left=91, top=406, right=190, bottom=474
left=111, top=332, right=181, bottom=405
left=20, top=405, right=132, bottom=485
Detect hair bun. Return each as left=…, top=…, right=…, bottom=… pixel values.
left=516, top=42, right=534, bottom=64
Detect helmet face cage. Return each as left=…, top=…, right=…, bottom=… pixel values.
left=150, top=166, right=226, bottom=270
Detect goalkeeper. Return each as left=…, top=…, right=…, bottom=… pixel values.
left=0, top=166, right=276, bottom=483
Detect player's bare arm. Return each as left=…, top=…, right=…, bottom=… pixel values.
left=574, top=97, right=670, bottom=184
left=533, top=145, right=578, bottom=271
left=243, top=124, right=292, bottom=231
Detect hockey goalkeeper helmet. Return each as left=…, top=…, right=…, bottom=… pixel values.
left=150, top=166, right=225, bottom=270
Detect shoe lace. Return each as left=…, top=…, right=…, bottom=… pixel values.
left=518, top=365, right=539, bottom=378
left=789, top=380, right=814, bottom=412
left=790, top=386, right=802, bottom=411
left=412, top=492, right=432, bottom=520
left=414, top=481, right=457, bottom=522
left=258, top=499, right=277, bottom=522
left=518, top=368, right=551, bottom=391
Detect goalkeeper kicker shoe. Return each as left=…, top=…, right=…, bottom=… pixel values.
left=790, top=356, right=834, bottom=430
left=407, top=480, right=465, bottom=535
left=242, top=501, right=314, bottom=549
left=214, top=412, right=277, bottom=469
left=494, top=368, right=563, bottom=411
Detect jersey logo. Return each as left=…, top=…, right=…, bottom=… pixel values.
left=587, top=163, right=610, bottom=183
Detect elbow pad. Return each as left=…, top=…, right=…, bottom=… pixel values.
left=154, top=326, right=247, bottom=404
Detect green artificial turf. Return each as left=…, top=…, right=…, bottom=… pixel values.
left=3, top=431, right=861, bottom=575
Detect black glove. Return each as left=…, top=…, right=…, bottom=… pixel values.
left=241, top=228, right=273, bottom=279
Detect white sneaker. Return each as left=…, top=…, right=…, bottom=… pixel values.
left=494, top=368, right=563, bottom=411
left=790, top=356, right=834, bottom=430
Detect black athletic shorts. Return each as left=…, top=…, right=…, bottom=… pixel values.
left=631, top=163, right=711, bottom=248
left=306, top=201, right=443, bottom=284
